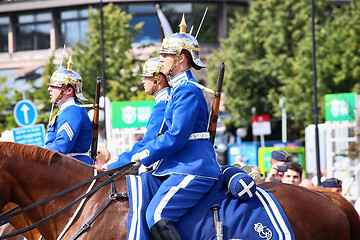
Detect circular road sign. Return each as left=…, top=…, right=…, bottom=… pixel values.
left=14, top=100, right=38, bottom=127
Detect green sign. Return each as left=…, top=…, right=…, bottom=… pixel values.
left=111, top=100, right=156, bottom=128
left=258, top=147, right=306, bottom=177
left=325, top=93, right=356, bottom=121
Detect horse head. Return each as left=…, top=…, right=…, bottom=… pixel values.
left=0, top=141, right=96, bottom=239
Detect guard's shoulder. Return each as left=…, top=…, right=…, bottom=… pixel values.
left=62, top=104, right=84, bottom=117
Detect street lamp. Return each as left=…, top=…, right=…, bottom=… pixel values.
left=279, top=97, right=287, bottom=143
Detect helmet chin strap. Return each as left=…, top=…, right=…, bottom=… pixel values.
left=167, top=50, right=182, bottom=80
left=151, top=75, right=158, bottom=95
left=55, top=84, right=67, bottom=105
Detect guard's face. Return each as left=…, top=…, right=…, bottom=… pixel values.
left=160, top=53, right=176, bottom=75
left=48, top=85, right=62, bottom=105
left=142, top=76, right=155, bottom=94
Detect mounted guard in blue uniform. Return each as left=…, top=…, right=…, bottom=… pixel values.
left=44, top=56, right=93, bottom=165
left=105, top=57, right=171, bottom=169
left=129, top=14, right=221, bottom=240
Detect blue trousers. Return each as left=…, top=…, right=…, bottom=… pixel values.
left=145, top=173, right=215, bottom=228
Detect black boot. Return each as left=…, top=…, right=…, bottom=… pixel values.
left=150, top=219, right=182, bottom=240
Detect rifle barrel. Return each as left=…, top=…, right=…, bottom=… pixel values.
left=90, top=78, right=101, bottom=160
left=209, top=62, right=225, bottom=144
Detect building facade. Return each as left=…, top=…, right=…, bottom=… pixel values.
left=0, top=0, right=248, bottom=84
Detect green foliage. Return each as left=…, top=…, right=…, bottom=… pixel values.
left=207, top=0, right=360, bottom=139
left=33, top=55, right=58, bottom=126
left=69, top=3, right=144, bottom=103
left=0, top=77, right=16, bottom=133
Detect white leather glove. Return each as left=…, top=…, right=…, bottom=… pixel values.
left=131, top=153, right=142, bottom=167
left=131, top=150, right=150, bottom=167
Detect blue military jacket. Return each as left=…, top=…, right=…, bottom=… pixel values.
left=44, top=98, right=93, bottom=165
left=107, top=88, right=170, bottom=169
left=136, top=70, right=220, bottom=179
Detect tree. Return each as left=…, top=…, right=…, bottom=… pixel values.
left=0, top=77, right=16, bottom=133
left=0, top=3, right=149, bottom=133
left=206, top=0, right=360, bottom=140
left=31, top=56, right=58, bottom=126
left=69, top=3, right=144, bottom=102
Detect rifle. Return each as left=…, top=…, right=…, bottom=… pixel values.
left=209, top=62, right=225, bottom=145
left=90, top=78, right=101, bottom=161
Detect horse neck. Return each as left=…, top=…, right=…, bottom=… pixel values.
left=4, top=155, right=94, bottom=239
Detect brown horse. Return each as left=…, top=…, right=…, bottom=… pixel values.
left=0, top=142, right=359, bottom=240
left=0, top=203, right=41, bottom=240
left=306, top=186, right=360, bottom=239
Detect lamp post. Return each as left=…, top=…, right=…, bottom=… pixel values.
left=279, top=97, right=287, bottom=143
left=311, top=0, right=322, bottom=186
left=251, top=107, right=257, bottom=144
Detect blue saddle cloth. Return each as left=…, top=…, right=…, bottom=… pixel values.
left=126, top=172, right=295, bottom=240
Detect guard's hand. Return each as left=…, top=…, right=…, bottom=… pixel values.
left=131, top=153, right=142, bottom=167
left=101, top=165, right=108, bottom=171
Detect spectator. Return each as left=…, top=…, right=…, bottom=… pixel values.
left=281, top=162, right=302, bottom=186
left=321, top=178, right=343, bottom=194
left=94, top=145, right=111, bottom=170
left=265, top=150, right=292, bottom=182
left=300, top=178, right=314, bottom=187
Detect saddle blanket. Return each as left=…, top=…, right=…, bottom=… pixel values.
left=126, top=171, right=295, bottom=240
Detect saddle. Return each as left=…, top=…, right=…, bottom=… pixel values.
left=126, top=166, right=295, bottom=240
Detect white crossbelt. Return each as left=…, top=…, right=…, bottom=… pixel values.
left=68, top=152, right=90, bottom=157
left=189, top=132, right=210, bottom=140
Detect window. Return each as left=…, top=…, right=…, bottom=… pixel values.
left=15, top=12, right=51, bottom=51
left=193, top=3, right=217, bottom=43
left=0, top=16, right=9, bottom=52
left=160, top=2, right=218, bottom=43
left=129, top=3, right=160, bottom=44
left=60, top=8, right=89, bottom=46
left=161, top=2, right=192, bottom=36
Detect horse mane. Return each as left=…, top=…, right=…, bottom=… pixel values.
left=308, top=186, right=360, bottom=239
left=0, top=141, right=58, bottom=165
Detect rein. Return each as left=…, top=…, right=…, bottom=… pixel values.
left=70, top=178, right=129, bottom=240
left=57, top=168, right=98, bottom=240
left=0, top=162, right=137, bottom=239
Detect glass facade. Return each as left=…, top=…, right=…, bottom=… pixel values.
left=129, top=3, right=160, bottom=44
left=0, top=16, right=9, bottom=52
left=193, top=3, right=217, bottom=43
left=60, top=9, right=89, bottom=46
left=0, top=1, right=235, bottom=53
left=15, top=12, right=51, bottom=51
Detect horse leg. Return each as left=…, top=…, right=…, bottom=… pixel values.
left=0, top=223, right=22, bottom=240
left=0, top=203, right=41, bottom=240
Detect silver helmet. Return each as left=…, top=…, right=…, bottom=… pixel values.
left=49, top=55, right=87, bottom=101
left=141, top=57, right=168, bottom=94
left=141, top=57, right=163, bottom=78
left=159, top=13, right=207, bottom=71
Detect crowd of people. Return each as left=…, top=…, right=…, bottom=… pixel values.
left=260, top=149, right=345, bottom=193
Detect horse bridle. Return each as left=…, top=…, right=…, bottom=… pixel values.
left=0, top=162, right=138, bottom=240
